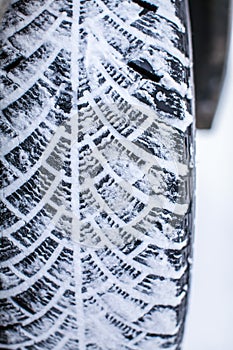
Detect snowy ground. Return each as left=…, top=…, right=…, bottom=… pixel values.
left=183, top=14, right=233, bottom=350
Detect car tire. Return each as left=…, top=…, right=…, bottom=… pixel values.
left=0, top=1, right=195, bottom=349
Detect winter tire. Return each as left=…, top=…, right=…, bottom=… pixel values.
left=0, top=0, right=195, bottom=349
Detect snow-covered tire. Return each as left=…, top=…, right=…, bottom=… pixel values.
left=0, top=1, right=194, bottom=349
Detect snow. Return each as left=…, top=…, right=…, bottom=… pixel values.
left=183, top=13, right=233, bottom=350
left=0, top=0, right=9, bottom=23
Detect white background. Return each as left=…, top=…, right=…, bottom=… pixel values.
left=183, top=11, right=233, bottom=350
